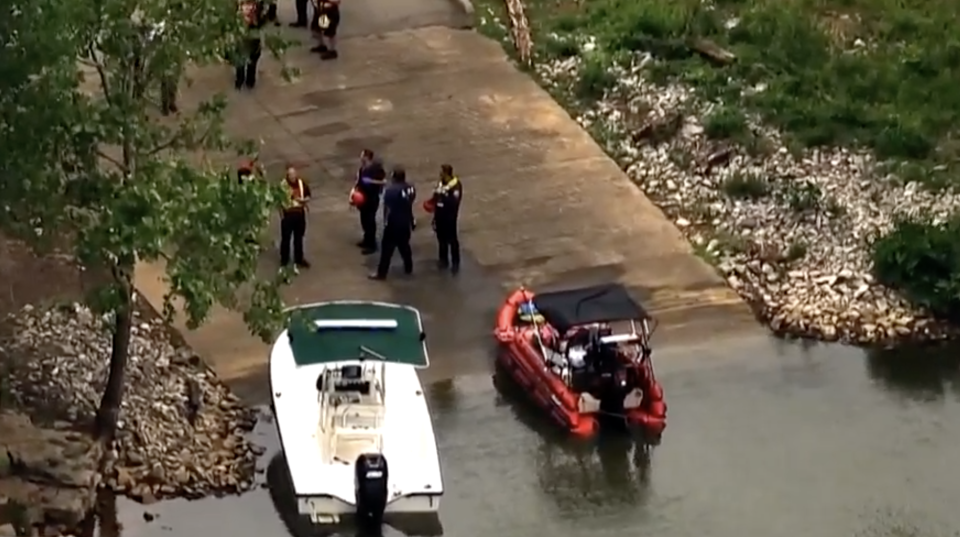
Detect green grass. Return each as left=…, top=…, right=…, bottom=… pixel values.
left=721, top=171, right=770, bottom=200
left=494, top=0, right=960, bottom=188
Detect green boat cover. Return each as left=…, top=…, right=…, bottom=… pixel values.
left=286, top=301, right=428, bottom=367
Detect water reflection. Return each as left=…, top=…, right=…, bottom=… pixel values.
left=492, top=367, right=654, bottom=519
left=265, top=451, right=443, bottom=537
left=866, top=343, right=960, bottom=402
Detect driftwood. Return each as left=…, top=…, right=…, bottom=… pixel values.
left=503, top=0, right=533, bottom=65
left=687, top=38, right=736, bottom=65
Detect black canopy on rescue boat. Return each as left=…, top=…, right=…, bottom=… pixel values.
left=532, top=283, right=649, bottom=334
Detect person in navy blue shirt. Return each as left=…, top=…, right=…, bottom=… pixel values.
left=355, top=149, right=386, bottom=254
left=369, top=166, right=415, bottom=280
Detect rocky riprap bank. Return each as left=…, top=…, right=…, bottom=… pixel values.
left=1, top=299, right=262, bottom=509
left=537, top=55, right=960, bottom=345
left=0, top=411, right=101, bottom=535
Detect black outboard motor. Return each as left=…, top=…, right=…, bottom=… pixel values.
left=355, top=453, right=389, bottom=522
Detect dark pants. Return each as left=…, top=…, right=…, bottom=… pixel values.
left=266, top=2, right=278, bottom=22
left=376, top=225, right=413, bottom=277
left=295, top=0, right=308, bottom=24
left=235, top=38, right=262, bottom=88
left=435, top=217, right=460, bottom=268
left=280, top=210, right=307, bottom=265
left=359, top=203, right=378, bottom=248
left=160, top=77, right=177, bottom=113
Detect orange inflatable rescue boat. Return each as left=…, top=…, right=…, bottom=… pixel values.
left=494, top=283, right=666, bottom=439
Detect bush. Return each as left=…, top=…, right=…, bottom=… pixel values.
left=703, top=106, right=749, bottom=140
left=721, top=172, right=769, bottom=199
left=575, top=59, right=617, bottom=100
left=871, top=215, right=960, bottom=317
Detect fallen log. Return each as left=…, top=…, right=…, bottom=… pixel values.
left=503, top=0, right=533, bottom=65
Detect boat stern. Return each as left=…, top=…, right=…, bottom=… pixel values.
left=297, top=490, right=442, bottom=525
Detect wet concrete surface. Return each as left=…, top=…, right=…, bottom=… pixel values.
left=97, top=338, right=960, bottom=537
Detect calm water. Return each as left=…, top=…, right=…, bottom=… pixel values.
left=96, top=336, right=960, bottom=537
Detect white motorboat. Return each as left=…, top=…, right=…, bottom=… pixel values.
left=269, top=300, right=443, bottom=524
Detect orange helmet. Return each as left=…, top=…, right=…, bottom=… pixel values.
left=349, top=188, right=365, bottom=207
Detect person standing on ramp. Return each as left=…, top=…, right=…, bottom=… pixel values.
left=279, top=166, right=311, bottom=270
left=429, top=164, right=462, bottom=274
left=236, top=0, right=267, bottom=89
left=354, top=149, right=386, bottom=254
left=311, top=0, right=341, bottom=59
left=369, top=166, right=415, bottom=280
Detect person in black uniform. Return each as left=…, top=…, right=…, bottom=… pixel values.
left=279, top=166, right=311, bottom=269
left=290, top=0, right=308, bottom=27
left=355, top=149, right=386, bottom=254
left=431, top=164, right=463, bottom=274
left=310, top=0, right=341, bottom=59
left=369, top=166, right=415, bottom=280
left=236, top=0, right=267, bottom=90
left=265, top=0, right=280, bottom=25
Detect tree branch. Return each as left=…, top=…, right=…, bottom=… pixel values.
left=148, top=121, right=218, bottom=156
left=85, top=44, right=112, bottom=105
left=96, top=148, right=126, bottom=172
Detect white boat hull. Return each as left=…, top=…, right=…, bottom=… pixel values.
left=269, top=301, right=444, bottom=526
left=298, top=493, right=441, bottom=523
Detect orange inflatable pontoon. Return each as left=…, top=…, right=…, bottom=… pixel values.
left=494, top=283, right=666, bottom=439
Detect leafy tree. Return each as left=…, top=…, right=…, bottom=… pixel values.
left=0, top=0, right=293, bottom=443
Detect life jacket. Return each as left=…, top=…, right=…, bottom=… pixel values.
left=435, top=176, right=460, bottom=195
left=433, top=176, right=461, bottom=213
left=240, top=0, right=259, bottom=25
left=284, top=178, right=306, bottom=210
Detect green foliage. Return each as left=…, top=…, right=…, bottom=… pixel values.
left=784, top=240, right=808, bottom=262
left=539, top=36, right=580, bottom=60
left=575, top=58, right=618, bottom=100
left=872, top=215, right=960, bottom=317
left=780, top=180, right=822, bottom=213
left=535, top=0, right=960, bottom=181
left=703, top=106, right=749, bottom=140
left=0, top=0, right=295, bottom=342
left=721, top=172, right=769, bottom=200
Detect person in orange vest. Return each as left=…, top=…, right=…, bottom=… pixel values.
left=279, top=166, right=311, bottom=269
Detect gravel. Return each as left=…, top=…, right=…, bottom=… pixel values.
left=537, top=54, right=960, bottom=344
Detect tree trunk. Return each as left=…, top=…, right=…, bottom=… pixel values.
left=94, top=266, right=134, bottom=444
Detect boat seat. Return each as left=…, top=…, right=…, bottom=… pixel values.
left=335, top=380, right=371, bottom=395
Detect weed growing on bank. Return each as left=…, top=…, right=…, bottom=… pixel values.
left=528, top=0, right=960, bottom=184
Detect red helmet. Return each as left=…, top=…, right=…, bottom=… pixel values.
left=422, top=198, right=436, bottom=213
left=349, top=189, right=365, bottom=207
